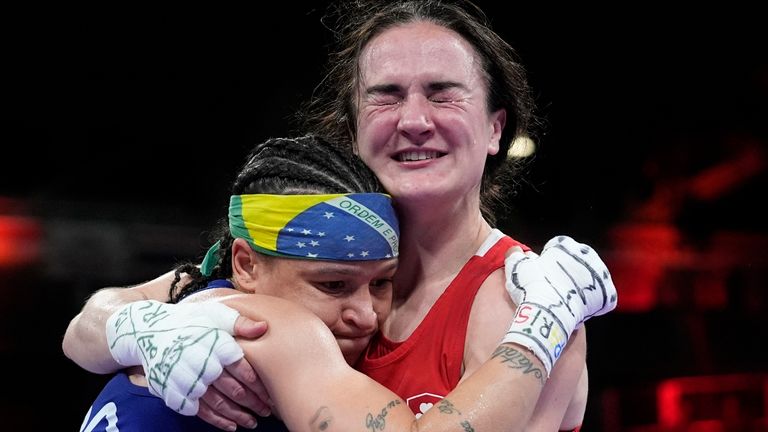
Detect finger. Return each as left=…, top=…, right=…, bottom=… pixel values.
left=503, top=246, right=528, bottom=278
left=211, top=331, right=246, bottom=369
left=203, top=302, right=242, bottom=334
left=503, top=246, right=531, bottom=305
left=504, top=245, right=529, bottom=269
left=541, top=235, right=618, bottom=317
left=542, top=234, right=573, bottom=251
left=223, top=359, right=272, bottom=416
left=164, top=386, right=199, bottom=416
left=198, top=393, right=245, bottom=431
left=199, top=385, right=258, bottom=430
left=233, top=316, right=269, bottom=339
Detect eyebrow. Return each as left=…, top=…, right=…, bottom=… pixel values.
left=378, top=261, right=399, bottom=273
left=310, top=261, right=399, bottom=276
left=365, top=80, right=467, bottom=96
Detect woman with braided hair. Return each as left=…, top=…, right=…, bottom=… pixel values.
left=81, top=134, right=400, bottom=431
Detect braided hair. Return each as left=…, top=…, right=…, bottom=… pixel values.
left=170, top=134, right=385, bottom=302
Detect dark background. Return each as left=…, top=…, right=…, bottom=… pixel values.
left=3, top=2, right=767, bottom=430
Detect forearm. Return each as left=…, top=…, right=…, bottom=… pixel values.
left=414, top=343, right=545, bottom=432
left=62, top=271, right=177, bottom=373
left=526, top=328, right=587, bottom=431
left=232, top=298, right=413, bottom=432
left=226, top=294, right=546, bottom=432
left=267, top=340, right=545, bottom=432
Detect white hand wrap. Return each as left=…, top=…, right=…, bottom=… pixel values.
left=105, top=300, right=244, bottom=415
left=502, top=235, right=618, bottom=376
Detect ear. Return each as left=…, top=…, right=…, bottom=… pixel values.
left=231, top=238, right=260, bottom=293
left=487, top=108, right=507, bottom=156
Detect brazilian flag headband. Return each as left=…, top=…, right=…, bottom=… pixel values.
left=201, top=193, right=400, bottom=276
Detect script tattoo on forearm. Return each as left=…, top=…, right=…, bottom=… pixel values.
left=310, top=406, right=333, bottom=431
left=492, top=345, right=545, bottom=384
left=437, top=398, right=461, bottom=415
left=436, top=399, right=475, bottom=431
left=365, top=399, right=401, bottom=431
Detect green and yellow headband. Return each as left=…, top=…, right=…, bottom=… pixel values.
left=201, top=193, right=400, bottom=276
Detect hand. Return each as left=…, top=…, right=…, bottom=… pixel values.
left=197, top=316, right=273, bottom=431
left=106, top=300, right=246, bottom=415
left=502, top=235, right=618, bottom=375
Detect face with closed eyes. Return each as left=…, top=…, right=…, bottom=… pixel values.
left=354, top=21, right=506, bottom=208
left=252, top=253, right=397, bottom=365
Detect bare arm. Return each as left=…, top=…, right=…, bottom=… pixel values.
left=61, top=270, right=177, bottom=373
left=556, top=358, right=589, bottom=430
left=527, top=328, right=586, bottom=431
left=463, top=269, right=587, bottom=431
left=217, top=292, right=548, bottom=432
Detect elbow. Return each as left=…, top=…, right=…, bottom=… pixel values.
left=61, top=313, right=81, bottom=362
left=61, top=313, right=115, bottom=374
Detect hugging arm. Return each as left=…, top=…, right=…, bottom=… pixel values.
left=62, top=270, right=178, bottom=374
left=215, top=235, right=617, bottom=432
left=218, top=292, right=549, bottom=432
left=62, top=271, right=271, bottom=430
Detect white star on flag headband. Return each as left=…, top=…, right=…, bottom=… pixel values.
left=201, top=193, right=400, bottom=276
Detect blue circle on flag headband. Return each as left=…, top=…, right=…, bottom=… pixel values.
left=202, top=192, right=400, bottom=276
left=275, top=193, right=399, bottom=261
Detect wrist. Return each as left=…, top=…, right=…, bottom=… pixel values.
left=502, top=301, right=572, bottom=376
left=105, top=300, right=163, bottom=367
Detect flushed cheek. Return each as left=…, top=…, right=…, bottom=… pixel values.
left=358, top=110, right=399, bottom=144
left=356, top=138, right=391, bottom=174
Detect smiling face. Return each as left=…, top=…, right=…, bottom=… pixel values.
left=248, top=252, right=397, bottom=365
left=354, top=21, right=506, bottom=206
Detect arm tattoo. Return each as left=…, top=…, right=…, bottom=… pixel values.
left=365, top=399, right=402, bottom=431
left=437, top=398, right=462, bottom=415
left=437, top=399, right=473, bottom=431
left=310, top=406, right=333, bottom=431
left=492, top=345, right=546, bottom=384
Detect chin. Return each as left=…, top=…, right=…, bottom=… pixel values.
left=338, top=338, right=369, bottom=365
left=343, top=351, right=363, bottom=366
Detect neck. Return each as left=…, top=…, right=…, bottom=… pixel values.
left=383, top=201, right=493, bottom=340
left=393, top=201, right=493, bottom=301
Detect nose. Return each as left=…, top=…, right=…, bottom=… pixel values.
left=396, top=94, right=434, bottom=143
left=341, top=288, right=378, bottom=334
